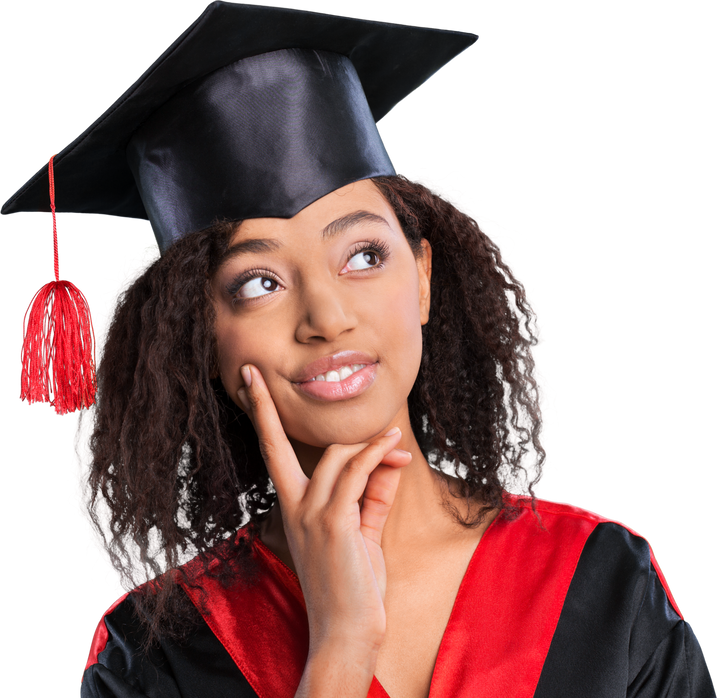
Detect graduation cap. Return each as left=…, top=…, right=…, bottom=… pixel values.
left=2, top=1, right=477, bottom=412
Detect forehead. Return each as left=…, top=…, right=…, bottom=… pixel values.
left=229, top=179, right=399, bottom=245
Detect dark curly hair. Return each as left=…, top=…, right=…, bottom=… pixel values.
left=87, top=175, right=543, bottom=640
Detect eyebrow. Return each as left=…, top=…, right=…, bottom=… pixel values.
left=221, top=210, right=390, bottom=262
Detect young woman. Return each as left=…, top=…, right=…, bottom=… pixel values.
left=5, top=3, right=712, bottom=698
left=80, top=171, right=531, bottom=695
left=77, top=164, right=715, bottom=695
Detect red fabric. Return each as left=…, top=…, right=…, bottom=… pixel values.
left=181, top=538, right=392, bottom=698
left=427, top=498, right=595, bottom=696
left=78, top=497, right=682, bottom=696
left=84, top=593, right=129, bottom=671
left=183, top=540, right=308, bottom=698
left=181, top=498, right=681, bottom=697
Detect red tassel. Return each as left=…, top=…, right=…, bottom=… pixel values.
left=20, top=156, right=96, bottom=414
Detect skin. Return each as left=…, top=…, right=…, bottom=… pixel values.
left=212, top=180, right=496, bottom=698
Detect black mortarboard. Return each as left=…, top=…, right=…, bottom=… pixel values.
left=4, top=2, right=477, bottom=414
left=2, top=2, right=476, bottom=252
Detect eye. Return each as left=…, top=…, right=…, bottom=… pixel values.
left=348, top=239, right=391, bottom=271
left=240, top=276, right=279, bottom=298
left=349, top=248, right=380, bottom=271
left=227, top=240, right=391, bottom=305
left=225, top=267, right=285, bottom=306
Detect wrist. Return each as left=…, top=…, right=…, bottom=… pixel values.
left=296, top=645, right=378, bottom=698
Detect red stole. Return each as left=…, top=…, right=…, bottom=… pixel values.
left=181, top=498, right=679, bottom=697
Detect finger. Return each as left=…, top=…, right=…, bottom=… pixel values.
left=329, top=428, right=405, bottom=510
left=378, top=448, right=412, bottom=468
left=236, top=387, right=251, bottom=415
left=359, top=448, right=406, bottom=509
left=307, top=443, right=410, bottom=508
left=360, top=463, right=404, bottom=547
left=307, top=432, right=409, bottom=505
left=241, top=365, right=307, bottom=503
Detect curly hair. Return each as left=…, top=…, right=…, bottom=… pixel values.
left=87, top=175, right=543, bottom=640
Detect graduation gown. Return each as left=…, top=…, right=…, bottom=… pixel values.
left=81, top=499, right=715, bottom=697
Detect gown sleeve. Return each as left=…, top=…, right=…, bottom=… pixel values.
left=81, top=592, right=259, bottom=698
left=81, top=594, right=182, bottom=698
left=627, top=609, right=714, bottom=697
left=535, top=522, right=715, bottom=698
left=625, top=532, right=715, bottom=698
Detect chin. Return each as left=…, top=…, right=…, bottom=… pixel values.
left=285, top=422, right=391, bottom=450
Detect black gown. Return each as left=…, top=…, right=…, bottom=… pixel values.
left=81, top=498, right=715, bottom=697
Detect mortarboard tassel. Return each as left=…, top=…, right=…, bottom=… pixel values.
left=20, top=155, right=96, bottom=414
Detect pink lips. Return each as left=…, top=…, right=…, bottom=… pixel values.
left=297, top=365, right=377, bottom=401
left=293, top=350, right=374, bottom=382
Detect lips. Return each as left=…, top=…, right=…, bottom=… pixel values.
left=295, top=365, right=377, bottom=401
left=292, top=350, right=376, bottom=383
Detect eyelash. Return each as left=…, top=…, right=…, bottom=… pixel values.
left=225, top=238, right=391, bottom=304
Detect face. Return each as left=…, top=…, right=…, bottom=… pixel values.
left=212, top=179, right=431, bottom=448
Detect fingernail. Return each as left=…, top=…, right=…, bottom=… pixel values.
left=394, top=448, right=411, bottom=456
left=241, top=365, right=252, bottom=387
left=385, top=427, right=400, bottom=436
left=236, top=388, right=250, bottom=412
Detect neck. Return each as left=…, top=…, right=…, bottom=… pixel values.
left=260, top=431, right=482, bottom=572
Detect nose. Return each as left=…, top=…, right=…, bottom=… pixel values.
left=296, top=278, right=356, bottom=342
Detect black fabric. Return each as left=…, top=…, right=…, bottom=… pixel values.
left=2, top=1, right=476, bottom=249
left=81, top=594, right=258, bottom=698
left=83, top=523, right=715, bottom=697
left=127, top=48, right=394, bottom=251
left=535, top=522, right=715, bottom=698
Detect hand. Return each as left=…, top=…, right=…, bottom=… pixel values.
left=237, top=364, right=410, bottom=660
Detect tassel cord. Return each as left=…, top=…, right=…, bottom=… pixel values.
left=49, top=154, right=60, bottom=282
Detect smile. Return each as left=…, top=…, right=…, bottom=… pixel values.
left=296, top=364, right=377, bottom=401
left=309, top=364, right=367, bottom=382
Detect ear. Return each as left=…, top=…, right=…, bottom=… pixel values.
left=417, top=238, right=432, bottom=325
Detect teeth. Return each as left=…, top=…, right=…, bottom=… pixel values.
left=309, top=364, right=367, bottom=382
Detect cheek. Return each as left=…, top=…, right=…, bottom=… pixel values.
left=214, top=320, right=246, bottom=398
left=381, top=282, right=424, bottom=380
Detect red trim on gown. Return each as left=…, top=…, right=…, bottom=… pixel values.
left=180, top=498, right=681, bottom=698
left=80, top=591, right=129, bottom=683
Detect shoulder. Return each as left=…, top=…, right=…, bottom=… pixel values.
left=509, top=494, right=633, bottom=531
left=520, top=500, right=716, bottom=694
left=81, top=592, right=180, bottom=698
left=501, top=495, right=683, bottom=615
left=82, top=587, right=259, bottom=698
left=83, top=592, right=135, bottom=674
left=520, top=498, right=684, bottom=631
left=507, top=494, right=662, bottom=548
